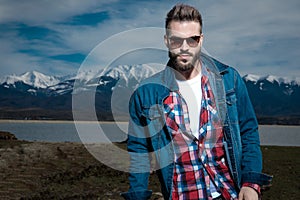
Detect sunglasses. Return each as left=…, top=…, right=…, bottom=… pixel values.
left=168, top=35, right=201, bottom=49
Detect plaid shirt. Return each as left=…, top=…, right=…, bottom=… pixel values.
left=164, top=73, right=238, bottom=200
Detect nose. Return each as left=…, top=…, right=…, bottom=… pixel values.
left=180, top=39, right=189, bottom=51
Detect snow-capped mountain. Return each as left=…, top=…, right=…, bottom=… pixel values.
left=0, top=64, right=162, bottom=97
left=67, top=69, right=102, bottom=83
left=0, top=68, right=299, bottom=122
left=243, top=74, right=300, bottom=122
left=1, top=69, right=299, bottom=96
left=99, top=64, right=159, bottom=83
left=243, top=74, right=300, bottom=85
left=243, top=74, right=300, bottom=96
left=0, top=71, right=62, bottom=89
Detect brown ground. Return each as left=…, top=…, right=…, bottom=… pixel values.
left=0, top=140, right=298, bottom=200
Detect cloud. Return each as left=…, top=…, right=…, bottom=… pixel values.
left=200, top=0, right=300, bottom=77
left=0, top=0, right=118, bottom=25
left=0, top=0, right=299, bottom=79
left=0, top=0, right=181, bottom=76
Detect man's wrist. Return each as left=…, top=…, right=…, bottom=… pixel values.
left=242, top=182, right=261, bottom=195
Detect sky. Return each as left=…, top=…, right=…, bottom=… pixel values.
left=0, top=0, right=299, bottom=79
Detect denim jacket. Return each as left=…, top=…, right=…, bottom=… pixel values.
left=121, top=53, right=272, bottom=200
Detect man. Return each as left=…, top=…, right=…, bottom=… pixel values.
left=122, top=4, right=272, bottom=200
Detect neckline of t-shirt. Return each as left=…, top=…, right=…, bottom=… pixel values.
left=176, top=72, right=201, bottom=85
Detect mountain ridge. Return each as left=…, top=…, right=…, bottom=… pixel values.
left=243, top=74, right=300, bottom=85
left=0, top=71, right=63, bottom=89
left=0, top=67, right=299, bottom=124
left=1, top=70, right=299, bottom=91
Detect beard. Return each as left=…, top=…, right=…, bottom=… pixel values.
left=168, top=51, right=199, bottom=72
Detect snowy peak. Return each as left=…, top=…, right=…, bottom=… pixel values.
left=243, top=74, right=300, bottom=85
left=0, top=64, right=162, bottom=91
left=263, top=75, right=294, bottom=85
left=21, top=71, right=61, bottom=88
left=69, top=69, right=102, bottom=82
left=99, top=64, right=160, bottom=82
left=243, top=74, right=261, bottom=83
left=1, top=69, right=298, bottom=97
left=70, top=64, right=161, bottom=84
left=1, top=71, right=61, bottom=88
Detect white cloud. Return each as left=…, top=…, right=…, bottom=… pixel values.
left=0, top=0, right=299, bottom=79
left=200, top=0, right=300, bottom=77
left=0, top=0, right=118, bottom=25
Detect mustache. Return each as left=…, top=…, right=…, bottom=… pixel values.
left=177, top=51, right=193, bottom=57
left=168, top=51, right=194, bottom=60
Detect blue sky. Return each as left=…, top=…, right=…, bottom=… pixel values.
left=0, top=0, right=299, bottom=79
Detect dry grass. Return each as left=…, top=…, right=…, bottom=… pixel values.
left=0, top=140, right=298, bottom=199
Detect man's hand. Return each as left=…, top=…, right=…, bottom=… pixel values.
left=238, top=186, right=259, bottom=200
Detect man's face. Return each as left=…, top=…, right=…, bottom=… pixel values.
left=165, top=21, right=203, bottom=72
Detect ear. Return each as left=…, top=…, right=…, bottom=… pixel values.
left=164, top=34, right=169, bottom=48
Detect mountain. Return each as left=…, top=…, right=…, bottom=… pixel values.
left=0, top=64, right=160, bottom=120
left=243, top=74, right=300, bottom=86
left=243, top=74, right=300, bottom=124
left=0, top=71, right=62, bottom=89
left=0, top=68, right=299, bottom=124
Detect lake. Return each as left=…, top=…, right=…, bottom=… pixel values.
left=0, top=120, right=299, bottom=146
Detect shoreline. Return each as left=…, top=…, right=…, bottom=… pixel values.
left=0, top=121, right=299, bottom=147
left=0, top=119, right=299, bottom=127
left=0, top=119, right=129, bottom=124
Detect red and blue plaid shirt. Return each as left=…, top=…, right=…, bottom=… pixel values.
left=164, top=73, right=238, bottom=200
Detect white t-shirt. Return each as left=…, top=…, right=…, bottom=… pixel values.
left=176, top=73, right=202, bottom=138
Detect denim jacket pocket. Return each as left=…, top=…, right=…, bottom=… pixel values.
left=226, top=89, right=238, bottom=124
left=141, top=104, right=165, bottom=137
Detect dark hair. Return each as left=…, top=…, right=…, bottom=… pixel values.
left=165, top=3, right=202, bottom=33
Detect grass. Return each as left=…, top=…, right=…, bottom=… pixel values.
left=0, top=140, right=298, bottom=199
left=261, top=146, right=299, bottom=200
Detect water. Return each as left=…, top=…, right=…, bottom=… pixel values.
left=259, top=125, right=300, bottom=146
left=0, top=120, right=128, bottom=143
left=0, top=120, right=299, bottom=146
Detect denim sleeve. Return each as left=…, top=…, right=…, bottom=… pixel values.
left=234, top=71, right=273, bottom=186
left=121, top=89, right=153, bottom=200
left=235, top=71, right=262, bottom=171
